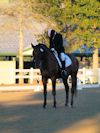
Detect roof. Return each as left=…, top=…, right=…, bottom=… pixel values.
left=0, top=28, right=36, bottom=56
left=72, top=45, right=100, bottom=57
left=0, top=14, right=47, bottom=56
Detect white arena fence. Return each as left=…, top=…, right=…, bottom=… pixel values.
left=15, top=68, right=100, bottom=85
left=0, top=68, right=100, bottom=85
left=77, top=68, right=100, bottom=84
left=0, top=68, right=41, bottom=85
left=14, top=68, right=41, bottom=84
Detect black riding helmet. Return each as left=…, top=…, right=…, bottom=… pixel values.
left=47, top=29, right=56, bottom=39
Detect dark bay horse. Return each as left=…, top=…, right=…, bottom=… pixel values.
left=31, top=43, right=79, bottom=108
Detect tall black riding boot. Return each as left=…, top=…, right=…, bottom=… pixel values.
left=62, top=61, right=65, bottom=70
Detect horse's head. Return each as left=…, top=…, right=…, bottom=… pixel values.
left=31, top=43, right=47, bottom=68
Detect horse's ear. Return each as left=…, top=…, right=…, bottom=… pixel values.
left=31, top=43, right=35, bottom=49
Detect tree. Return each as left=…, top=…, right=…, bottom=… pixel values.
left=33, top=0, right=100, bottom=83
left=34, top=0, right=100, bottom=50
left=71, top=0, right=76, bottom=5
left=18, top=0, right=24, bottom=84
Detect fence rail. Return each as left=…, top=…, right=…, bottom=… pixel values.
left=0, top=67, right=100, bottom=85
left=15, top=68, right=100, bottom=85
left=14, top=68, right=41, bottom=84
left=77, top=68, right=100, bottom=84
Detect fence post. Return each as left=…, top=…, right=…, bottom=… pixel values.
left=12, top=68, right=15, bottom=84
left=30, top=68, right=33, bottom=84
left=98, top=68, right=100, bottom=84
left=83, top=67, right=86, bottom=84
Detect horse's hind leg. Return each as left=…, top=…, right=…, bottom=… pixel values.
left=51, top=78, right=56, bottom=108
left=62, top=77, right=69, bottom=106
left=71, top=75, right=77, bottom=107
left=42, top=77, right=47, bottom=108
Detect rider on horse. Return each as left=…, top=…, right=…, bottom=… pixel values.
left=47, top=29, right=66, bottom=76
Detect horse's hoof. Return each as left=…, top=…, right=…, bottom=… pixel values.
left=53, top=105, right=56, bottom=108
left=65, top=103, right=68, bottom=107
left=70, top=103, right=74, bottom=108
left=43, top=104, right=46, bottom=109
left=71, top=105, right=74, bottom=108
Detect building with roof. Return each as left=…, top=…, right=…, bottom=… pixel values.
left=0, top=14, right=47, bottom=59
left=0, top=29, right=36, bottom=57
left=72, top=45, right=100, bottom=57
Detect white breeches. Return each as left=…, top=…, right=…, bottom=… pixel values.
left=60, top=52, right=72, bottom=67
left=60, top=52, right=66, bottom=61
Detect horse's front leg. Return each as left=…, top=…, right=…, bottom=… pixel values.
left=42, top=77, right=47, bottom=108
left=62, top=77, right=69, bottom=106
left=51, top=78, right=56, bottom=108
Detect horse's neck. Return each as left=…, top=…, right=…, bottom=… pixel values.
left=41, top=51, right=58, bottom=70
left=40, top=53, right=48, bottom=69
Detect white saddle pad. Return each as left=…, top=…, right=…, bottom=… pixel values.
left=53, top=50, right=72, bottom=68
left=65, top=54, right=72, bottom=67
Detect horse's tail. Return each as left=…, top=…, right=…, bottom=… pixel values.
left=74, top=58, right=79, bottom=96
left=74, top=81, right=77, bottom=96
left=71, top=75, right=77, bottom=97
left=73, top=72, right=79, bottom=97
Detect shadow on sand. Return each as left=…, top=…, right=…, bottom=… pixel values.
left=0, top=88, right=100, bottom=133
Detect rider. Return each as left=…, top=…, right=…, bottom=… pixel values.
left=47, top=29, right=66, bottom=76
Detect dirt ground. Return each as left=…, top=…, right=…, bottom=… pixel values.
left=0, top=87, right=100, bottom=133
